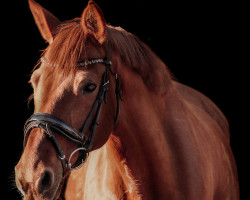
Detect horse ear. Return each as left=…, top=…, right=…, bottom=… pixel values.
left=28, top=0, right=61, bottom=43
left=81, top=1, right=106, bottom=44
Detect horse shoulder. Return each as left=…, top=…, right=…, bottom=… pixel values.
left=173, top=81, right=230, bottom=139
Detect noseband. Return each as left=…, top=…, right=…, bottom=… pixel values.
left=23, top=42, right=122, bottom=175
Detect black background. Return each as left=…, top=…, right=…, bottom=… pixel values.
left=3, top=0, right=248, bottom=199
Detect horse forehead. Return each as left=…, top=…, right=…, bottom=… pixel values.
left=34, top=67, right=73, bottom=112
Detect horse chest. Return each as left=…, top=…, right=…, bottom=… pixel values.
left=65, top=149, right=132, bottom=200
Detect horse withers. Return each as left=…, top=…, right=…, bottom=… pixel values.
left=15, top=0, right=239, bottom=199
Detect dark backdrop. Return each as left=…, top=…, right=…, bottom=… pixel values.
left=4, top=0, right=247, bottom=199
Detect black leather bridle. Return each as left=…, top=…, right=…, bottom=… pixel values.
left=23, top=42, right=122, bottom=175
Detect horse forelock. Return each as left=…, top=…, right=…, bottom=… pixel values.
left=42, top=19, right=85, bottom=75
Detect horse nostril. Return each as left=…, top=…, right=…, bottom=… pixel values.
left=38, top=170, right=54, bottom=194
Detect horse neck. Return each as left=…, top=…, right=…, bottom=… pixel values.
left=112, top=62, right=178, bottom=198
left=112, top=61, right=232, bottom=199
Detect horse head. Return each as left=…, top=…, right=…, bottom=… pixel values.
left=15, top=1, right=120, bottom=199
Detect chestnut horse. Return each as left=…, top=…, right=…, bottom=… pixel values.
left=15, top=0, right=239, bottom=199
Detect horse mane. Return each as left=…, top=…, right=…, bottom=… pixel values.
left=43, top=19, right=173, bottom=94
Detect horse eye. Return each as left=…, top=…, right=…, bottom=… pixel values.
left=82, top=83, right=97, bottom=94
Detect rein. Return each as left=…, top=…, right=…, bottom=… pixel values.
left=23, top=42, right=122, bottom=175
